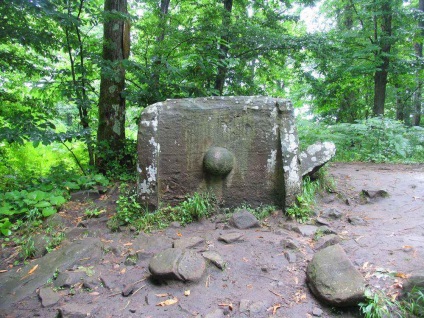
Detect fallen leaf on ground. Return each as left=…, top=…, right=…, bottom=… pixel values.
left=123, top=242, right=133, bottom=246
left=218, top=303, right=233, bottom=311
left=155, top=293, right=169, bottom=297
left=395, top=272, right=408, bottom=278
left=184, top=290, right=190, bottom=296
left=156, top=297, right=178, bottom=306
left=242, top=257, right=249, bottom=262
left=0, top=270, right=7, bottom=273
left=177, top=232, right=182, bottom=237
left=266, top=304, right=281, bottom=315
left=90, top=292, right=100, bottom=296
left=28, top=264, right=39, bottom=275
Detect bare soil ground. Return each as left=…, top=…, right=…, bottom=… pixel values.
left=0, top=162, right=423, bottom=318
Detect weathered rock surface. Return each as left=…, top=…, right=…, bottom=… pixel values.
left=314, top=234, right=341, bottom=251
left=137, top=96, right=302, bottom=210
left=58, top=303, right=98, bottom=318
left=0, top=238, right=103, bottom=309
left=321, top=208, right=343, bottom=220
left=402, top=269, right=424, bottom=295
left=294, top=224, right=318, bottom=237
left=218, top=232, right=244, bottom=243
left=38, top=287, right=61, bottom=308
left=306, top=244, right=365, bottom=307
left=281, top=237, right=301, bottom=250
left=148, top=248, right=206, bottom=282
left=229, top=210, right=260, bottom=229
left=202, top=251, right=226, bottom=270
left=300, top=141, right=336, bottom=177
left=173, top=236, right=205, bottom=249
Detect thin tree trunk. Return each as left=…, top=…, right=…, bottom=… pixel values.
left=413, top=0, right=424, bottom=126
left=372, top=0, right=392, bottom=117
left=96, top=0, right=129, bottom=172
left=214, top=0, right=233, bottom=95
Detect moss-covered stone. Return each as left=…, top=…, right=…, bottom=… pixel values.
left=203, top=147, right=234, bottom=176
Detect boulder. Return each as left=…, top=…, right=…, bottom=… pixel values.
left=218, top=232, right=244, bottom=244
left=148, top=248, right=206, bottom=282
left=173, top=236, right=205, bottom=249
left=229, top=210, right=260, bottom=229
left=300, top=141, right=336, bottom=177
left=306, top=244, right=365, bottom=307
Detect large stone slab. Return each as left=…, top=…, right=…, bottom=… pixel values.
left=300, top=141, right=336, bottom=177
left=0, top=238, right=103, bottom=309
left=306, top=244, right=365, bottom=307
left=137, top=96, right=301, bottom=210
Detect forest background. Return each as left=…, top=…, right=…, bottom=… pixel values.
left=1, top=0, right=423, bottom=236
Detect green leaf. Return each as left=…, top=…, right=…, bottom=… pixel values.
left=49, top=196, right=66, bottom=206
left=27, top=190, right=47, bottom=202
left=0, top=205, right=16, bottom=216
left=42, top=207, right=57, bottom=217
left=35, top=201, right=52, bottom=208
left=63, top=182, right=80, bottom=190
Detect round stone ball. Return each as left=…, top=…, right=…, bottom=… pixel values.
left=203, top=147, right=234, bottom=176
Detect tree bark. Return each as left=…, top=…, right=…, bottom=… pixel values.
left=372, top=0, right=392, bottom=116
left=96, top=0, right=129, bottom=172
left=412, top=0, right=424, bottom=126
left=214, top=0, right=233, bottom=95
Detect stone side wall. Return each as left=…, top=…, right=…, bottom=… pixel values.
left=137, top=96, right=301, bottom=210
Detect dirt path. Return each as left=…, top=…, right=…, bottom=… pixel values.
left=0, top=163, right=423, bottom=318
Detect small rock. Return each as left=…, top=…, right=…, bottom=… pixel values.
left=58, top=303, right=97, bottom=318
left=204, top=309, right=224, bottom=318
left=300, top=141, right=336, bottom=177
left=321, top=194, right=336, bottom=204
left=122, top=283, right=135, bottom=297
left=38, top=287, right=61, bottom=308
left=173, top=236, right=205, bottom=249
left=348, top=216, right=367, bottom=226
left=312, top=307, right=323, bottom=317
left=218, top=232, right=244, bottom=244
left=284, top=251, right=297, bottom=263
left=361, top=189, right=389, bottom=199
left=169, top=221, right=181, bottom=228
left=314, top=234, right=341, bottom=251
left=321, top=208, right=343, bottom=220
left=54, top=272, right=85, bottom=288
left=202, top=251, right=226, bottom=270
left=239, top=299, right=250, bottom=313
left=318, top=226, right=337, bottom=235
left=281, top=238, right=301, bottom=250
left=124, top=253, right=139, bottom=266
left=315, top=217, right=330, bottom=226
left=229, top=210, right=260, bottom=229
left=294, top=225, right=318, bottom=237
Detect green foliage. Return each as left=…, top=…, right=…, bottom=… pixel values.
left=0, top=173, right=109, bottom=236
left=286, top=176, right=321, bottom=222
left=359, top=289, right=395, bottom=318
left=109, top=188, right=216, bottom=232
left=236, top=204, right=277, bottom=221
left=297, top=117, right=424, bottom=163
left=358, top=287, right=424, bottom=318
left=84, top=208, right=105, bottom=219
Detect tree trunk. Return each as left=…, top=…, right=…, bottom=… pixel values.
left=214, top=0, right=233, bottom=95
left=96, top=0, right=129, bottom=172
left=412, top=0, right=424, bottom=126
left=372, top=0, right=392, bottom=117
left=395, top=83, right=405, bottom=122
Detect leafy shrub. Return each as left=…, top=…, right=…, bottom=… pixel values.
left=297, top=117, right=424, bottom=163
left=286, top=176, right=320, bottom=222
left=109, top=189, right=216, bottom=232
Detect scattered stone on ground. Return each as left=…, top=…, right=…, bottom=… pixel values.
left=293, top=224, right=318, bottom=237
left=284, top=251, right=297, bottom=263
left=306, top=244, right=365, bottom=307
left=229, top=210, right=260, bottom=229
left=202, top=251, right=226, bottom=270
left=312, top=307, right=323, bottom=317
left=300, top=141, right=336, bottom=177
left=315, top=217, right=330, bottom=226
left=173, top=236, right=205, bottom=249
left=54, top=271, right=86, bottom=288
left=281, top=237, right=301, bottom=250
left=321, top=208, right=343, bottom=219
left=58, top=303, right=98, bottom=318
left=38, top=287, right=61, bottom=308
left=361, top=189, right=389, bottom=199
left=218, top=232, right=244, bottom=243
left=348, top=216, right=367, bottom=226
left=314, top=234, right=341, bottom=251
